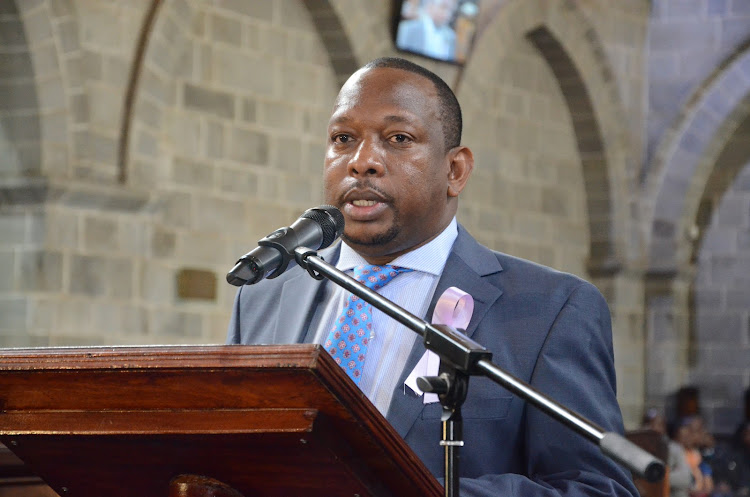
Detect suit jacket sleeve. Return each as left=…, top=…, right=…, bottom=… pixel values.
left=454, top=281, right=637, bottom=496
left=226, top=284, right=244, bottom=345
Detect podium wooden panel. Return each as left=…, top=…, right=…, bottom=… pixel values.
left=0, top=344, right=443, bottom=497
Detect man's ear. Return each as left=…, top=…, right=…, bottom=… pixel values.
left=447, top=146, right=474, bottom=198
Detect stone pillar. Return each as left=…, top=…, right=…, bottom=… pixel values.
left=590, top=268, right=647, bottom=429
left=643, top=268, right=693, bottom=419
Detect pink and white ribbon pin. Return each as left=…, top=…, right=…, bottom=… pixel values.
left=404, top=287, right=474, bottom=403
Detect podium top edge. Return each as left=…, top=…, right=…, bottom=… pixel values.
left=0, top=344, right=325, bottom=371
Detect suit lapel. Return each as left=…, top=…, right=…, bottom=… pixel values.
left=386, top=226, right=504, bottom=437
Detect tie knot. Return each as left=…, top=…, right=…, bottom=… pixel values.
left=352, top=264, right=413, bottom=290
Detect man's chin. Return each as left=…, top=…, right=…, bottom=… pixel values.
left=342, top=226, right=399, bottom=248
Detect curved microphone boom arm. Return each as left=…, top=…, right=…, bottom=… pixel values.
left=291, top=245, right=665, bottom=497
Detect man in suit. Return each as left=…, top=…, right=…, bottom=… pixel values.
left=228, top=57, right=638, bottom=496
left=396, top=0, right=458, bottom=61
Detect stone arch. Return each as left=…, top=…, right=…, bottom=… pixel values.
left=15, top=0, right=154, bottom=183
left=301, top=0, right=359, bottom=86
left=689, top=116, right=750, bottom=432
left=10, top=0, right=84, bottom=180
left=451, top=0, right=643, bottom=422
left=119, top=0, right=342, bottom=341
left=685, top=101, right=750, bottom=432
left=688, top=100, right=750, bottom=264
left=461, top=0, right=634, bottom=273
left=325, top=0, right=397, bottom=69
left=646, top=42, right=750, bottom=273
left=0, top=1, right=41, bottom=178
left=641, top=43, right=750, bottom=419
left=120, top=0, right=194, bottom=187
left=117, top=0, right=166, bottom=183
left=525, top=25, right=621, bottom=275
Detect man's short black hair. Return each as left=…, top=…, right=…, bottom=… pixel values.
left=364, top=57, right=462, bottom=150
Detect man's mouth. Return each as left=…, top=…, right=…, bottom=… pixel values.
left=342, top=196, right=389, bottom=221
left=337, top=185, right=393, bottom=221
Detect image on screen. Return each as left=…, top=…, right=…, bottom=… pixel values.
left=394, top=0, right=481, bottom=65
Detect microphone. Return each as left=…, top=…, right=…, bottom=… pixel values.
left=226, top=205, right=345, bottom=287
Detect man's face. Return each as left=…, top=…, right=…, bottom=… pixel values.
left=427, top=0, right=456, bottom=27
left=324, top=67, right=455, bottom=262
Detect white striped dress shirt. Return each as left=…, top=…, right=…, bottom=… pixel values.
left=310, top=218, right=458, bottom=416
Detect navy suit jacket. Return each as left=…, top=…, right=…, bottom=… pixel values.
left=227, top=226, right=638, bottom=496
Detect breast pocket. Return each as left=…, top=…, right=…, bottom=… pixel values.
left=420, top=394, right=514, bottom=420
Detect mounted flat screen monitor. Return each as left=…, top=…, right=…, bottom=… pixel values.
left=394, top=0, right=481, bottom=65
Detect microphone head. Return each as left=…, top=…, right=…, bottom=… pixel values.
left=301, top=205, right=345, bottom=248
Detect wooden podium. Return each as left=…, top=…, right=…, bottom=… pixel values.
left=0, top=344, right=443, bottom=497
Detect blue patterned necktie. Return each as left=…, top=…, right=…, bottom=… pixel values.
left=325, top=264, right=413, bottom=384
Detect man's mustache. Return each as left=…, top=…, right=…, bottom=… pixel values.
left=337, top=182, right=395, bottom=204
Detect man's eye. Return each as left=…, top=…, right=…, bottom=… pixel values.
left=332, top=134, right=351, bottom=144
left=391, top=134, right=410, bottom=143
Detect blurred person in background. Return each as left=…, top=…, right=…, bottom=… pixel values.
left=643, top=407, right=692, bottom=497
left=672, top=416, right=714, bottom=497
left=712, top=420, right=750, bottom=496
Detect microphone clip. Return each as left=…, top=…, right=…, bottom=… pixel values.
left=294, top=246, right=326, bottom=281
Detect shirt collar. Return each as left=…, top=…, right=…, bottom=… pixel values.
left=337, top=218, right=458, bottom=276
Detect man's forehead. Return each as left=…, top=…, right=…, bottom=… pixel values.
left=338, top=67, right=435, bottom=100
left=332, top=66, right=438, bottom=115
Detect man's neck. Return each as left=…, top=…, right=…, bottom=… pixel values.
left=351, top=231, right=445, bottom=266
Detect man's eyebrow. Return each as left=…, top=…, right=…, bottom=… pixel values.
left=383, top=115, right=414, bottom=124
left=328, top=115, right=351, bottom=126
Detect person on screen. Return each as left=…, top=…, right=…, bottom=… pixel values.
left=397, top=0, right=458, bottom=62
left=228, top=56, right=639, bottom=496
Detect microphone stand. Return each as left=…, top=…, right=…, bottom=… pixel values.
left=293, top=247, right=665, bottom=497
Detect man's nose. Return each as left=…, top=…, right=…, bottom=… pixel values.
left=348, top=139, right=385, bottom=176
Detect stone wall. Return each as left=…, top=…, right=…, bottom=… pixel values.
left=0, top=0, right=338, bottom=346
left=642, top=0, right=750, bottom=431
left=647, top=0, right=750, bottom=170
left=0, top=0, right=40, bottom=177
left=693, top=139, right=750, bottom=434
left=459, top=13, right=589, bottom=275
